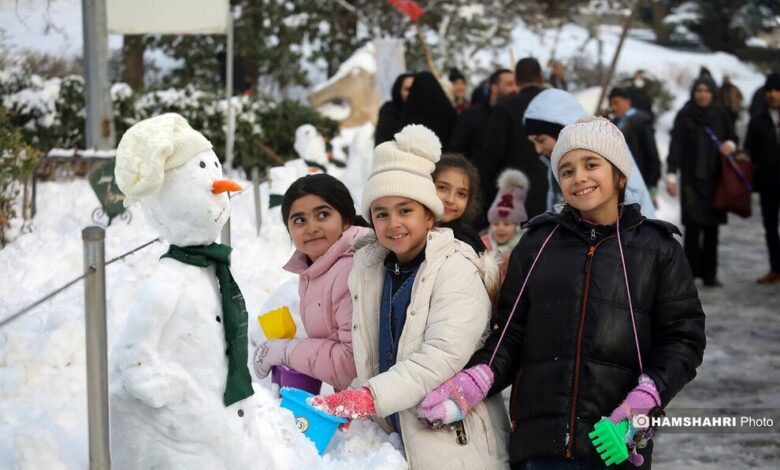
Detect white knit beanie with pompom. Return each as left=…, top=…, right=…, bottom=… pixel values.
left=362, top=124, right=445, bottom=220
left=550, top=115, right=632, bottom=185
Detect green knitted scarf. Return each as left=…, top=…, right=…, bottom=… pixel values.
left=161, top=243, right=254, bottom=406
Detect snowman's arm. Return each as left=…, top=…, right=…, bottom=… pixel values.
left=116, top=271, right=189, bottom=408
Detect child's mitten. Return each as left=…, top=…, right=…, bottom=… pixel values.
left=252, top=339, right=299, bottom=379
left=609, top=374, right=661, bottom=425
left=416, top=364, right=493, bottom=427
left=310, top=387, right=376, bottom=420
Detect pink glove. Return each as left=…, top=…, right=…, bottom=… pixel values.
left=310, top=387, right=376, bottom=420
left=609, top=374, right=661, bottom=425
left=416, top=364, right=494, bottom=428
left=252, top=339, right=298, bottom=379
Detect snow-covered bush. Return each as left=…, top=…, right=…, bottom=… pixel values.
left=0, top=109, right=39, bottom=247
left=0, top=73, right=338, bottom=173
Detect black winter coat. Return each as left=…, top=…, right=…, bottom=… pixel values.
left=375, top=73, right=414, bottom=146
left=745, top=110, right=780, bottom=193
left=470, top=204, right=706, bottom=466
left=483, top=86, right=546, bottom=219
left=449, top=102, right=493, bottom=222
left=449, top=102, right=492, bottom=163
left=667, top=101, right=736, bottom=226
left=375, top=101, right=404, bottom=146
left=614, top=109, right=661, bottom=188
left=439, top=219, right=486, bottom=254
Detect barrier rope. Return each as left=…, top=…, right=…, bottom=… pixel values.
left=0, top=238, right=160, bottom=329
left=0, top=186, right=253, bottom=329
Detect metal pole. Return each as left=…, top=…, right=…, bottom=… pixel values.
left=252, top=166, right=262, bottom=236
left=594, top=0, right=645, bottom=114
left=221, top=218, right=231, bottom=247
left=82, top=0, right=115, bottom=149
left=82, top=226, right=111, bottom=470
left=224, top=8, right=235, bottom=169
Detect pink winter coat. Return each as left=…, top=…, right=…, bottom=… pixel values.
left=283, top=225, right=372, bottom=391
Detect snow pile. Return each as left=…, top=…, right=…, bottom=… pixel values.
left=0, top=172, right=402, bottom=469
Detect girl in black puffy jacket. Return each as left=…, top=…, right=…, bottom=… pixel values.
left=416, top=116, right=706, bottom=470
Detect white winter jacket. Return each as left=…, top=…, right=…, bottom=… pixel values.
left=348, top=228, right=510, bottom=469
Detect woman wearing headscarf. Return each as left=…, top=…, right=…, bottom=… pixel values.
left=375, top=73, right=414, bottom=146
left=401, top=71, right=458, bottom=148
left=666, top=76, right=737, bottom=287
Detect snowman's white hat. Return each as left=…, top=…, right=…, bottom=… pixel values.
left=115, top=113, right=213, bottom=206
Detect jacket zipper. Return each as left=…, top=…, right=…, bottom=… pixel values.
left=565, top=239, right=607, bottom=459
left=565, top=220, right=642, bottom=458
left=358, top=273, right=376, bottom=376
left=509, top=368, right=524, bottom=431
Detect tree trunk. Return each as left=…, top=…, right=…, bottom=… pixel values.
left=650, top=1, right=671, bottom=43
left=122, top=35, right=145, bottom=90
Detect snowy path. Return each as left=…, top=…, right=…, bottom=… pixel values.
left=654, top=196, right=780, bottom=470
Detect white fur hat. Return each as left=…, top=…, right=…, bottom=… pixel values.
left=362, top=124, right=444, bottom=220
left=550, top=115, right=631, bottom=184
left=115, top=113, right=212, bottom=206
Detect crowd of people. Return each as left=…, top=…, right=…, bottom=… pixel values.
left=373, top=59, right=780, bottom=287
left=250, top=58, right=779, bottom=469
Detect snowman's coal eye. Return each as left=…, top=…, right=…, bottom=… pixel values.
left=199, top=161, right=206, bottom=168
left=214, top=161, right=219, bottom=168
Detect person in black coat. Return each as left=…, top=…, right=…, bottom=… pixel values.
left=483, top=58, right=546, bottom=221
left=417, top=117, right=705, bottom=469
left=627, top=71, right=655, bottom=123
left=450, top=68, right=517, bottom=227
left=666, top=76, right=737, bottom=287
left=375, top=73, right=414, bottom=146
left=609, top=87, right=661, bottom=194
left=745, top=73, right=780, bottom=284
left=400, top=71, right=458, bottom=149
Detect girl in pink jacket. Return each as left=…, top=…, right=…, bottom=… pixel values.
left=253, top=174, right=372, bottom=391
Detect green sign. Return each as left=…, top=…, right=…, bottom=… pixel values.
left=89, top=158, right=127, bottom=225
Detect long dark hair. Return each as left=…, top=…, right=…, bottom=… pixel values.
left=432, top=153, right=482, bottom=223
left=281, top=174, right=368, bottom=228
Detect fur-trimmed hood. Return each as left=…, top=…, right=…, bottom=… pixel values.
left=353, top=228, right=501, bottom=304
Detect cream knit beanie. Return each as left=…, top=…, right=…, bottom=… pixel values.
left=550, top=115, right=632, bottom=184
left=362, top=124, right=444, bottom=220
left=115, top=113, right=213, bottom=206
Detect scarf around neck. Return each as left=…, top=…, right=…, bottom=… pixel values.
left=161, top=243, right=254, bottom=407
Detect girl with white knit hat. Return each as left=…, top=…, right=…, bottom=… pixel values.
left=311, top=124, right=509, bottom=469
left=417, top=116, right=706, bottom=469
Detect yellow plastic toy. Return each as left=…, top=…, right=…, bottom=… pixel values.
left=258, top=306, right=297, bottom=340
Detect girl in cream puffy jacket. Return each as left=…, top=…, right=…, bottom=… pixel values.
left=349, top=229, right=509, bottom=469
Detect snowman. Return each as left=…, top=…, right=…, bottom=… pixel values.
left=109, top=113, right=279, bottom=469
left=293, top=123, right=328, bottom=167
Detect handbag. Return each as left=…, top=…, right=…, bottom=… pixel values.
left=705, top=127, right=753, bottom=218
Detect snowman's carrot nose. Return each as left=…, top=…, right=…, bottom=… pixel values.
left=212, top=179, right=242, bottom=194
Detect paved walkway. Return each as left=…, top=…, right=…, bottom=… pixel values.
left=655, top=196, right=780, bottom=469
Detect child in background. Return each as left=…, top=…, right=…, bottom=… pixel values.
left=311, top=125, right=509, bottom=469
left=252, top=174, right=371, bottom=391
left=433, top=153, right=486, bottom=254
left=418, top=117, right=705, bottom=469
left=482, top=169, right=529, bottom=283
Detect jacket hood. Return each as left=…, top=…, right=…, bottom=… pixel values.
left=354, top=228, right=501, bottom=303
left=284, top=225, right=373, bottom=278
left=523, top=88, right=587, bottom=127
left=524, top=204, right=679, bottom=242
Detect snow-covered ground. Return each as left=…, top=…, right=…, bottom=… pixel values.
left=0, top=173, right=407, bottom=469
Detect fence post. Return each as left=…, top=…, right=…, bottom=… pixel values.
left=82, top=226, right=111, bottom=470
left=252, top=167, right=262, bottom=236
left=221, top=218, right=231, bottom=247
